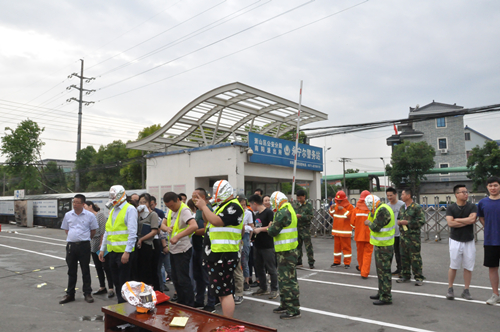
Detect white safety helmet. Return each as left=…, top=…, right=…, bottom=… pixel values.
left=365, top=194, right=381, bottom=214
left=106, top=185, right=127, bottom=209
left=270, top=191, right=288, bottom=212
left=210, top=180, right=234, bottom=205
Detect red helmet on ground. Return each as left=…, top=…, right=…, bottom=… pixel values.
left=335, top=191, right=347, bottom=202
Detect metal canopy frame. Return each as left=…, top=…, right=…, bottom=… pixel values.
left=126, top=82, right=328, bottom=152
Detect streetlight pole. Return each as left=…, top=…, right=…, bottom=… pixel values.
left=324, top=147, right=331, bottom=201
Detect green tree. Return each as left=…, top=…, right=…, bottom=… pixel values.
left=386, top=141, right=435, bottom=196
left=75, top=146, right=97, bottom=191
left=345, top=169, right=370, bottom=191
left=0, top=119, right=45, bottom=193
left=467, top=141, right=500, bottom=191
left=42, top=161, right=68, bottom=193
left=280, top=182, right=307, bottom=195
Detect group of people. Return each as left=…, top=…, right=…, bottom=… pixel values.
left=59, top=181, right=308, bottom=320
left=326, top=176, right=500, bottom=306
left=58, top=175, right=500, bottom=319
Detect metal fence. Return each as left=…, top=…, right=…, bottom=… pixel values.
left=309, top=195, right=486, bottom=242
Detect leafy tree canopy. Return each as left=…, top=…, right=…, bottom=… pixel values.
left=467, top=141, right=500, bottom=191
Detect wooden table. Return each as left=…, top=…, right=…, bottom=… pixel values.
left=102, top=302, right=277, bottom=332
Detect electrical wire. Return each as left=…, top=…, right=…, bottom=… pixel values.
left=98, top=0, right=316, bottom=91
left=98, top=0, right=369, bottom=101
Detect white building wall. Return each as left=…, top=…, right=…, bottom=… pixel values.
left=146, top=144, right=321, bottom=201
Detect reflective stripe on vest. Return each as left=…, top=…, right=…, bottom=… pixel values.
left=369, top=204, right=395, bottom=246
left=273, top=202, right=298, bottom=252
left=166, top=202, right=193, bottom=248
left=209, top=199, right=244, bottom=253
left=106, top=203, right=134, bottom=253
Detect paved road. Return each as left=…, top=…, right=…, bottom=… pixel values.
left=0, top=224, right=498, bottom=332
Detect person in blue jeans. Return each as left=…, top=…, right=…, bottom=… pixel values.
left=239, top=196, right=254, bottom=290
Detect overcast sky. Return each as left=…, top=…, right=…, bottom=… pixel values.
left=1, top=0, right=499, bottom=178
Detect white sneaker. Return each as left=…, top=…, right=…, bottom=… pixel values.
left=486, top=293, right=500, bottom=305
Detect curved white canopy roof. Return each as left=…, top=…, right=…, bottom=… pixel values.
left=126, top=82, right=328, bottom=152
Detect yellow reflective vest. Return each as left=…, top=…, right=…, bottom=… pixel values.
left=209, top=199, right=244, bottom=253
left=106, top=203, right=135, bottom=253
left=273, top=202, right=298, bottom=252
left=368, top=204, right=395, bottom=247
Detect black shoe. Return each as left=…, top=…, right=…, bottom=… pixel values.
left=163, top=283, right=170, bottom=292
left=369, top=294, right=380, bottom=300
left=296, top=262, right=303, bottom=267
left=280, top=312, right=301, bottom=319
left=250, top=281, right=260, bottom=288
left=59, top=294, right=75, bottom=304
left=309, top=264, right=315, bottom=269
left=194, top=301, right=204, bottom=309
left=84, top=293, right=94, bottom=303
left=244, top=282, right=250, bottom=291
left=273, top=306, right=287, bottom=314
left=361, top=276, right=368, bottom=280
left=373, top=300, right=392, bottom=305
left=203, top=305, right=216, bottom=313
left=356, top=265, right=360, bottom=272
left=344, top=265, right=350, bottom=269
left=171, top=294, right=178, bottom=302
left=331, top=263, right=340, bottom=267
left=93, top=288, right=107, bottom=295
left=391, top=270, right=401, bottom=275
left=107, top=289, right=115, bottom=298
left=396, top=278, right=411, bottom=283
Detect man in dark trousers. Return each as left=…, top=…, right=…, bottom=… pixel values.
left=60, top=194, right=98, bottom=304
left=99, top=185, right=138, bottom=304
left=293, top=189, right=315, bottom=269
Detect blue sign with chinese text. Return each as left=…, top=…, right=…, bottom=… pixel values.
left=248, top=132, right=323, bottom=171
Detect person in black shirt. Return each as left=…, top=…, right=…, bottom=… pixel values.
left=445, top=184, right=477, bottom=300
left=193, top=180, right=243, bottom=318
left=248, top=194, right=279, bottom=299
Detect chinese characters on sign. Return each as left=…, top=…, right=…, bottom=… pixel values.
left=248, top=132, right=323, bottom=171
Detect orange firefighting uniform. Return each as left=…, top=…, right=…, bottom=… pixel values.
left=352, top=200, right=373, bottom=277
left=329, top=201, right=354, bottom=265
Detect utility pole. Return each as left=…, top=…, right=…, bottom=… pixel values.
left=339, top=157, right=351, bottom=193
left=324, top=146, right=331, bottom=200
left=67, top=59, right=95, bottom=191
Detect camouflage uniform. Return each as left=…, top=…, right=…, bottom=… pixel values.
left=268, top=208, right=300, bottom=315
left=399, top=202, right=426, bottom=281
left=293, top=201, right=315, bottom=266
left=368, top=206, right=394, bottom=302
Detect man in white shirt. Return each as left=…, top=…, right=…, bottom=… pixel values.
left=60, top=194, right=98, bottom=304
left=386, top=187, right=405, bottom=277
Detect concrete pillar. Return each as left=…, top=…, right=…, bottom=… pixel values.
left=309, top=171, right=322, bottom=202
left=228, top=147, right=245, bottom=196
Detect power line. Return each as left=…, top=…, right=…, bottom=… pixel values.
left=97, top=0, right=269, bottom=77
left=88, top=0, right=228, bottom=71
left=98, top=0, right=369, bottom=101
left=98, top=0, right=315, bottom=91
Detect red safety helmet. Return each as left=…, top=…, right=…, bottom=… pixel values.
left=335, top=190, right=347, bottom=202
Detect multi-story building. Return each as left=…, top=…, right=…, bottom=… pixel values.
left=386, top=101, right=468, bottom=193
left=464, top=125, right=500, bottom=159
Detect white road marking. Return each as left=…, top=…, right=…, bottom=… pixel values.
left=300, top=272, right=318, bottom=279
left=0, top=235, right=66, bottom=247
left=298, top=267, right=491, bottom=290
left=0, top=244, right=95, bottom=267
left=297, top=277, right=492, bottom=306
left=8, top=232, right=67, bottom=242
left=245, top=296, right=436, bottom=332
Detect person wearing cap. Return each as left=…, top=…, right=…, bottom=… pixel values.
left=293, top=189, right=315, bottom=269
left=352, top=190, right=373, bottom=279
left=99, top=185, right=138, bottom=304
left=329, top=190, right=355, bottom=268
left=364, top=194, right=395, bottom=305
left=255, top=191, right=301, bottom=319
left=192, top=180, right=244, bottom=318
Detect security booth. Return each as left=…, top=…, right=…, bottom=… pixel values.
left=126, top=82, right=328, bottom=204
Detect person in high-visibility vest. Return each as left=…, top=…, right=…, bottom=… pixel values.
left=352, top=190, right=373, bottom=279
left=99, top=185, right=138, bottom=304
left=364, top=194, right=395, bottom=305
left=192, top=180, right=244, bottom=318
left=254, top=191, right=301, bottom=320
left=160, top=191, right=198, bottom=307
left=329, top=190, right=355, bottom=268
